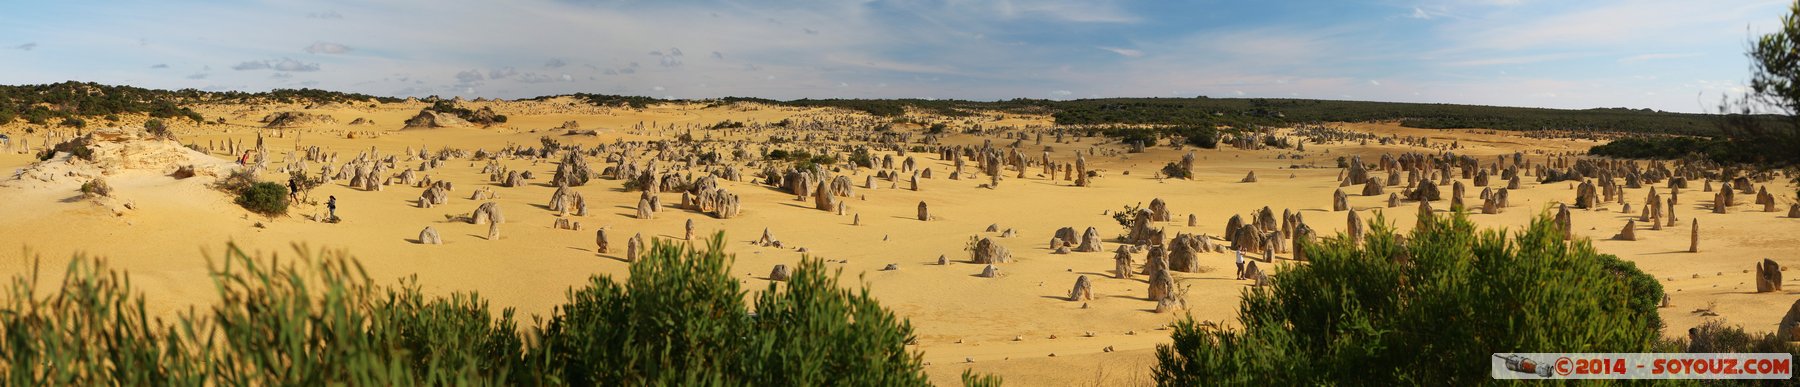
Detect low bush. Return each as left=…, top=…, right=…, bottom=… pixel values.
left=1160, top=162, right=1190, bottom=179
left=235, top=182, right=289, bottom=216
left=36, top=138, right=94, bottom=161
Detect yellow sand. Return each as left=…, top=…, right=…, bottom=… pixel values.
left=1, top=100, right=1796, bottom=385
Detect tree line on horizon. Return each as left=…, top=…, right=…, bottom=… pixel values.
left=0, top=81, right=1753, bottom=136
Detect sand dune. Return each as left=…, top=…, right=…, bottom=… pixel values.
left=2, top=99, right=1797, bottom=383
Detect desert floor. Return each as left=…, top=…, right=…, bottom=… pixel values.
left=2, top=100, right=1797, bottom=385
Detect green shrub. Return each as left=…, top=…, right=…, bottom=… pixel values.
left=1160, top=162, right=1190, bottom=179
left=1154, top=211, right=1664, bottom=385
left=708, top=120, right=745, bottom=129
left=214, top=168, right=256, bottom=193
left=37, top=138, right=94, bottom=161
left=849, top=147, right=874, bottom=168
left=532, top=235, right=929, bottom=384
left=144, top=118, right=173, bottom=140
left=235, top=182, right=289, bottom=215
left=1171, top=126, right=1219, bottom=149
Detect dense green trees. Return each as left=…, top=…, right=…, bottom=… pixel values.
left=1154, top=212, right=1665, bottom=385
left=0, top=234, right=944, bottom=385
left=1588, top=136, right=1730, bottom=160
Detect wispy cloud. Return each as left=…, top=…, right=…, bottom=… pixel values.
left=1441, top=53, right=1592, bottom=67
left=303, top=41, right=351, bottom=54
left=1097, top=46, right=1143, bottom=58
left=1618, top=53, right=1703, bottom=63
left=233, top=58, right=320, bottom=72
left=10, top=43, right=35, bottom=51
left=0, top=0, right=1781, bottom=112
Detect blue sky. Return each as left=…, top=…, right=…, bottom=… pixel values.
left=0, top=0, right=1788, bottom=112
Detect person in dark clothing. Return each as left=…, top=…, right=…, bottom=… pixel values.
left=287, top=178, right=299, bottom=201
left=327, top=196, right=338, bottom=219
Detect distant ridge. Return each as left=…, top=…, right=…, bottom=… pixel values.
left=1, top=81, right=1767, bottom=136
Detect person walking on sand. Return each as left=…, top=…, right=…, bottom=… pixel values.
left=1234, top=250, right=1246, bottom=280
left=327, top=195, right=338, bottom=220
left=287, top=178, right=299, bottom=201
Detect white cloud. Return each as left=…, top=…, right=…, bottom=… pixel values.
left=303, top=41, right=351, bottom=54
left=1441, top=53, right=1590, bottom=67
left=272, top=58, right=320, bottom=72
left=455, top=69, right=484, bottom=83
left=1618, top=53, right=1702, bottom=63
left=1097, top=46, right=1143, bottom=58
left=232, top=61, right=268, bottom=71
left=1368, top=79, right=1381, bottom=86
left=487, top=67, right=517, bottom=79
left=233, top=58, right=320, bottom=72
left=1410, top=7, right=1432, bottom=19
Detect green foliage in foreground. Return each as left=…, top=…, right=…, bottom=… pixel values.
left=1155, top=211, right=1666, bottom=385
left=0, top=234, right=952, bottom=385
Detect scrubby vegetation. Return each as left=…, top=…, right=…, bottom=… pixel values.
left=0, top=234, right=948, bottom=385
left=213, top=88, right=402, bottom=105
left=708, top=119, right=745, bottom=129
left=548, top=93, right=665, bottom=109
left=36, top=138, right=94, bottom=161
left=849, top=147, right=875, bottom=168
left=429, top=100, right=507, bottom=126
left=1160, top=162, right=1190, bottom=179
left=235, top=182, right=290, bottom=216
left=1097, top=126, right=1219, bottom=149
left=0, top=82, right=206, bottom=126
left=0, top=82, right=410, bottom=127
left=765, top=149, right=834, bottom=167
left=1588, top=136, right=1731, bottom=160
left=1154, top=211, right=1666, bottom=385
left=1053, top=98, right=1730, bottom=136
